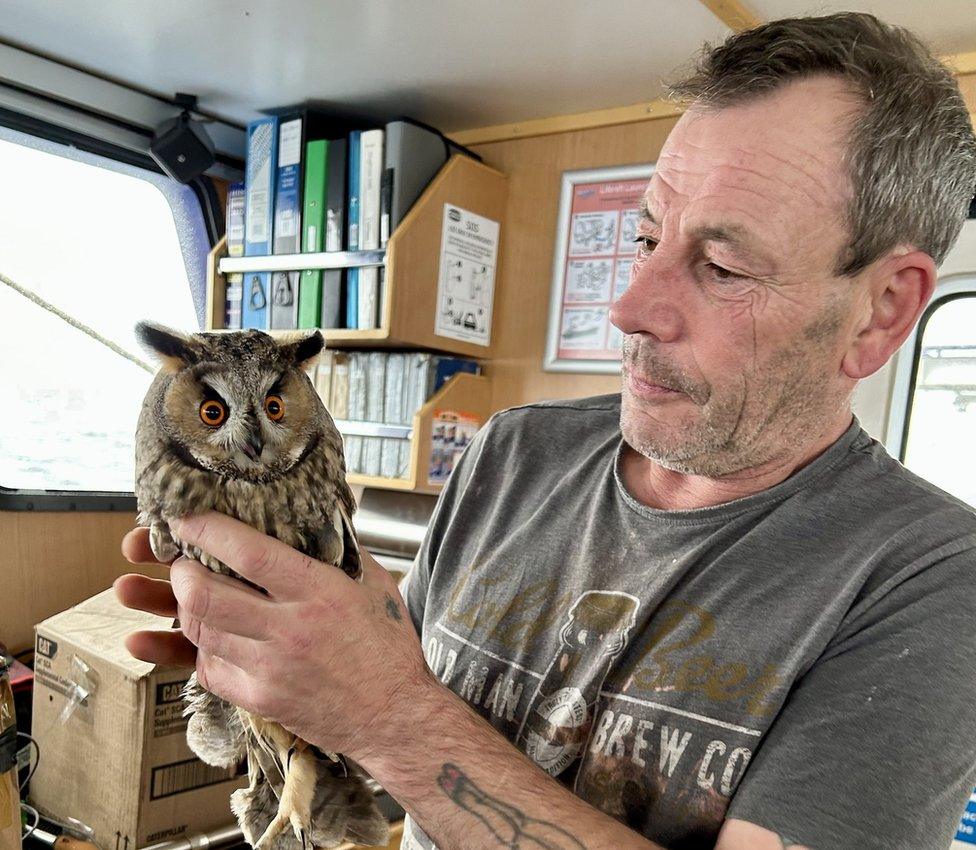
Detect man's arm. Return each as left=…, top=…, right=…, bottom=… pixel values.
left=360, top=675, right=807, bottom=850
left=114, top=514, right=804, bottom=850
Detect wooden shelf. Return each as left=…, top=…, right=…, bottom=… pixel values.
left=218, top=248, right=386, bottom=274
left=346, top=371, right=491, bottom=495
left=206, top=154, right=508, bottom=358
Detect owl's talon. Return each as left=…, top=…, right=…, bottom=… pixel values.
left=150, top=522, right=179, bottom=563
left=253, top=815, right=284, bottom=850
left=253, top=742, right=316, bottom=850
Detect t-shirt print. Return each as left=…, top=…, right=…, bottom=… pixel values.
left=402, top=395, right=976, bottom=850
left=422, top=579, right=773, bottom=849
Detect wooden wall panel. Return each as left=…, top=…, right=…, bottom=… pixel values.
left=0, top=511, right=165, bottom=655
left=471, top=116, right=679, bottom=413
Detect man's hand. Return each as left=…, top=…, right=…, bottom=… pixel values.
left=114, top=513, right=436, bottom=763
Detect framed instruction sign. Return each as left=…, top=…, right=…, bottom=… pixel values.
left=544, top=163, right=654, bottom=373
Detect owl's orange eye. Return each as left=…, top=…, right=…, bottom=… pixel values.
left=199, top=400, right=226, bottom=427
left=265, top=395, right=285, bottom=422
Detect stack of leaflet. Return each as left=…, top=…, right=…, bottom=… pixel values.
left=222, top=183, right=245, bottom=329
left=230, top=113, right=477, bottom=332
left=310, top=350, right=480, bottom=478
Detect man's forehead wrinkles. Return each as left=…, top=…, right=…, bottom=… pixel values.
left=714, top=161, right=837, bottom=212
left=660, top=129, right=840, bottom=213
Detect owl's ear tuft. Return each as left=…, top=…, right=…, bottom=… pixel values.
left=278, top=330, right=324, bottom=371
left=135, top=322, right=200, bottom=373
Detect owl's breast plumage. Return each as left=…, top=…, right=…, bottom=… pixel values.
left=135, top=421, right=354, bottom=576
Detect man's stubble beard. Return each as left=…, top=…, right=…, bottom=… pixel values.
left=620, top=317, right=848, bottom=478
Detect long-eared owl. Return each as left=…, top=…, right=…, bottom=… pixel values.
left=134, top=323, right=388, bottom=850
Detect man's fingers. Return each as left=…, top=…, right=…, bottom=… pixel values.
left=170, top=557, right=273, bottom=640
left=124, top=629, right=196, bottom=668
left=114, top=574, right=178, bottom=619
left=173, top=512, right=339, bottom=599
left=178, top=606, right=267, bottom=672
left=121, top=527, right=169, bottom=566
left=195, top=650, right=256, bottom=712
left=360, top=546, right=398, bottom=592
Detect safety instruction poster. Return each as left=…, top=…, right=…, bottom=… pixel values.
left=553, top=178, right=646, bottom=362
left=435, top=204, right=499, bottom=347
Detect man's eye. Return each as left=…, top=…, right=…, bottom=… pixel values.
left=632, top=236, right=657, bottom=253
left=706, top=262, right=744, bottom=282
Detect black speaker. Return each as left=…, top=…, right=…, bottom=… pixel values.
left=150, top=94, right=215, bottom=184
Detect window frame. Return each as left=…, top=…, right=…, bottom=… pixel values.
left=0, top=118, right=214, bottom=511
left=884, top=273, right=976, bottom=461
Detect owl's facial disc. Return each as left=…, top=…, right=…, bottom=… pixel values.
left=208, top=375, right=293, bottom=476
left=163, top=367, right=319, bottom=481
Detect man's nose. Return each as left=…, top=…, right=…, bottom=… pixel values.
left=609, top=253, right=685, bottom=343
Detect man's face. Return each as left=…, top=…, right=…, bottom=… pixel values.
left=610, top=76, right=863, bottom=476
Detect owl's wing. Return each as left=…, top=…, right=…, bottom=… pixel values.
left=314, top=500, right=361, bottom=581
left=335, top=499, right=362, bottom=580
left=231, top=730, right=283, bottom=847
left=183, top=672, right=246, bottom=768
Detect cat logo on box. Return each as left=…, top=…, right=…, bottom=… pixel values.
left=153, top=678, right=189, bottom=738
left=156, top=680, right=188, bottom=705
left=36, top=636, right=57, bottom=659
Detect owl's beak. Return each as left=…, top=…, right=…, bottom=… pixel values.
left=242, top=429, right=264, bottom=461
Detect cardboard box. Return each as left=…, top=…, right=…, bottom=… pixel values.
left=30, top=589, right=245, bottom=848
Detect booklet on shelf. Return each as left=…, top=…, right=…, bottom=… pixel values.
left=270, top=117, right=303, bottom=329
left=298, top=139, right=327, bottom=329
left=345, top=130, right=362, bottom=329
left=242, top=116, right=278, bottom=329
left=323, top=136, right=348, bottom=329
left=357, top=129, right=384, bottom=330
left=223, top=181, right=245, bottom=329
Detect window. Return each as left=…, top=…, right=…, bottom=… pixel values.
left=901, top=288, right=976, bottom=508
left=0, top=126, right=208, bottom=493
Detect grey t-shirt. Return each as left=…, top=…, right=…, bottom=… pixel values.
left=400, top=394, right=976, bottom=850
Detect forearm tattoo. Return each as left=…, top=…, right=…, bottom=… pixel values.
left=437, top=763, right=589, bottom=850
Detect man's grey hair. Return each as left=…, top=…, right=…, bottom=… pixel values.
left=669, top=12, right=976, bottom=276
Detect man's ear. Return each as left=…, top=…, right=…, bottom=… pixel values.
left=841, top=248, right=936, bottom=380
left=276, top=330, right=325, bottom=371
left=135, top=322, right=202, bottom=373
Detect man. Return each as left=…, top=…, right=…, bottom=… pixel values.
left=116, top=12, right=976, bottom=850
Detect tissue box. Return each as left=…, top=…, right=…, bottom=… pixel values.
left=30, top=589, right=245, bottom=848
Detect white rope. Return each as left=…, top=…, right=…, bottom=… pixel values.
left=0, top=269, right=154, bottom=374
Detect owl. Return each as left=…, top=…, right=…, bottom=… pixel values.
left=133, top=322, right=388, bottom=850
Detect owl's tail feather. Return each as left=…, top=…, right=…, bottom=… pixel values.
left=183, top=672, right=246, bottom=768
left=233, top=732, right=389, bottom=849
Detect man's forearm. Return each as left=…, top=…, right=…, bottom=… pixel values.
left=359, top=679, right=665, bottom=850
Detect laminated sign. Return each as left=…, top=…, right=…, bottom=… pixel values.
left=543, top=163, right=654, bottom=373
left=435, top=204, right=499, bottom=346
